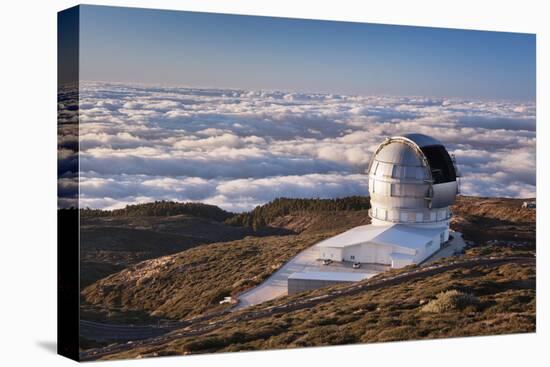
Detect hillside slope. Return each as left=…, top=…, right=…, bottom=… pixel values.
left=81, top=232, right=334, bottom=320
left=80, top=215, right=256, bottom=287
left=88, top=253, right=535, bottom=360
left=80, top=195, right=535, bottom=327
left=451, top=196, right=536, bottom=243
left=80, top=197, right=372, bottom=287
left=225, top=196, right=371, bottom=231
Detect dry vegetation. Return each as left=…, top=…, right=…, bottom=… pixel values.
left=80, top=198, right=372, bottom=322
left=82, top=232, right=334, bottom=320
left=421, top=290, right=479, bottom=313
left=79, top=214, right=288, bottom=287
left=80, top=195, right=536, bottom=360
left=98, top=255, right=535, bottom=360
left=83, top=194, right=508, bottom=290
left=79, top=198, right=370, bottom=287
left=451, top=196, right=535, bottom=243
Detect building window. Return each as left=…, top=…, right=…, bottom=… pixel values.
left=350, top=255, right=355, bottom=260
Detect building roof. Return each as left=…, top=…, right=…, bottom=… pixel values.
left=317, top=224, right=443, bottom=251
left=288, top=271, right=370, bottom=282
left=373, top=224, right=442, bottom=250
left=401, top=133, right=442, bottom=148
left=374, top=140, right=425, bottom=166
left=371, top=134, right=457, bottom=184
left=317, top=224, right=388, bottom=248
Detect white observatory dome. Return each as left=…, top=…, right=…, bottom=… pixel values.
left=367, top=133, right=458, bottom=227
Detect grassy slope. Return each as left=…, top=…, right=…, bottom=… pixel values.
left=100, top=250, right=535, bottom=359
left=82, top=232, right=333, bottom=320
left=81, top=196, right=535, bottom=334
left=80, top=214, right=290, bottom=287
left=451, top=196, right=536, bottom=243
left=81, top=205, right=372, bottom=322
left=79, top=198, right=369, bottom=288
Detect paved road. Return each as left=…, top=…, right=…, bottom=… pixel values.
left=79, top=309, right=239, bottom=343
left=80, top=256, right=534, bottom=361
left=235, top=242, right=380, bottom=309
left=80, top=320, right=185, bottom=342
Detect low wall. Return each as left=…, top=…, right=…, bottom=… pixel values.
left=288, top=278, right=356, bottom=295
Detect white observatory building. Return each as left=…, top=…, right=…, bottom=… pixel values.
left=319, top=133, right=459, bottom=268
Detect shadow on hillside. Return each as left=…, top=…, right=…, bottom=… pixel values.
left=453, top=215, right=536, bottom=243
left=254, top=226, right=297, bottom=237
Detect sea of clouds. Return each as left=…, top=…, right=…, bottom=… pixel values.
left=67, top=81, right=535, bottom=212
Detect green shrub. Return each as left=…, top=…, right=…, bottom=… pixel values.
left=225, top=196, right=370, bottom=228
left=421, top=290, right=479, bottom=313
left=81, top=201, right=233, bottom=221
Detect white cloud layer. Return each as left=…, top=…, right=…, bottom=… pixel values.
left=75, top=82, right=536, bottom=211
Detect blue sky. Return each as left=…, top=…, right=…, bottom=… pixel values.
left=79, top=5, right=535, bottom=100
